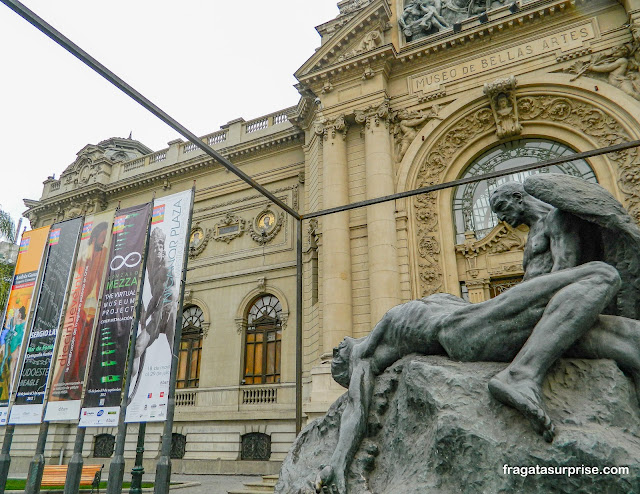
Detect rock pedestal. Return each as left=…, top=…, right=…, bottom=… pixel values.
left=276, top=356, right=640, bottom=493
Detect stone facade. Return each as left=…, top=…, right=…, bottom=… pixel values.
left=6, top=0, right=640, bottom=475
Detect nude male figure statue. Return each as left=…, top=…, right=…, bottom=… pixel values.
left=315, top=175, right=640, bottom=493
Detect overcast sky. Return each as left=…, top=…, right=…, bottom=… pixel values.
left=0, top=0, right=339, bottom=231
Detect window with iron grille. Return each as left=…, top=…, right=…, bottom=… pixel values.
left=171, top=433, right=187, bottom=459
left=93, top=433, right=115, bottom=458
left=241, top=432, right=271, bottom=460
left=177, top=306, right=204, bottom=389
left=243, top=295, right=282, bottom=385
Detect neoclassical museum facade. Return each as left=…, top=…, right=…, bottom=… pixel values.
left=10, top=0, right=640, bottom=475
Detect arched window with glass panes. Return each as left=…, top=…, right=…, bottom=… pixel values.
left=243, top=295, right=282, bottom=385
left=177, top=305, right=204, bottom=388
left=452, top=139, right=597, bottom=243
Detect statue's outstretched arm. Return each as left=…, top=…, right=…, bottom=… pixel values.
left=316, top=359, right=374, bottom=494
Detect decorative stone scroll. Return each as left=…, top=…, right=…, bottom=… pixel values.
left=483, top=76, right=522, bottom=138
left=314, top=115, right=349, bottom=141
left=354, top=99, right=391, bottom=129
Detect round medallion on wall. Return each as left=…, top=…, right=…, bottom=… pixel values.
left=257, top=211, right=276, bottom=233
left=249, top=208, right=283, bottom=245
left=188, top=226, right=209, bottom=258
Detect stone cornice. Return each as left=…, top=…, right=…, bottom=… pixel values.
left=296, top=0, right=392, bottom=78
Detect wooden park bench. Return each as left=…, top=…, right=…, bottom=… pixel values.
left=41, top=463, right=103, bottom=491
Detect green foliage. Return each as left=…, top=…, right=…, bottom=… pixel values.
left=0, top=210, right=15, bottom=243
left=0, top=260, right=14, bottom=310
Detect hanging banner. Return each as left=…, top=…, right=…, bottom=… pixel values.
left=9, top=218, right=83, bottom=425
left=126, top=190, right=193, bottom=423
left=0, top=226, right=50, bottom=425
left=44, top=211, right=114, bottom=422
left=80, top=203, right=151, bottom=427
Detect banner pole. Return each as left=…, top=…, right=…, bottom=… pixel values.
left=25, top=220, right=83, bottom=494
left=154, top=184, right=196, bottom=494
left=0, top=424, right=14, bottom=494
left=296, top=219, right=303, bottom=434
left=106, top=204, right=154, bottom=494
left=0, top=233, right=24, bottom=492
left=128, top=422, right=146, bottom=494
left=63, top=426, right=86, bottom=494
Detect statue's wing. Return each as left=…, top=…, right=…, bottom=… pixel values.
left=524, top=173, right=640, bottom=319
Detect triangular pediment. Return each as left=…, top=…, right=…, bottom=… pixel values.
left=295, top=0, right=392, bottom=78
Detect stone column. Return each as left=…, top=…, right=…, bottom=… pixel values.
left=317, top=115, right=353, bottom=357
left=356, top=101, right=401, bottom=324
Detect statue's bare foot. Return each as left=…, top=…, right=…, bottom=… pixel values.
left=488, top=370, right=555, bottom=442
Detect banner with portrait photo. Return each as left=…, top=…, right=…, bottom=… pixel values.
left=80, top=203, right=151, bottom=427
left=10, top=218, right=83, bottom=425
left=125, top=189, right=193, bottom=423
left=45, top=211, right=114, bottom=422
left=0, top=226, right=50, bottom=424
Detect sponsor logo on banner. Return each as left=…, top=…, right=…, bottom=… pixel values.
left=125, top=190, right=193, bottom=423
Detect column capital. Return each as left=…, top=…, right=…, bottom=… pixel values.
left=355, top=99, right=391, bottom=129
left=314, top=115, right=349, bottom=140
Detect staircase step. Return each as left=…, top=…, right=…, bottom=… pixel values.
left=241, top=482, right=276, bottom=492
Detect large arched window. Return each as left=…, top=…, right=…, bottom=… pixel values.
left=243, top=295, right=282, bottom=385
left=452, top=139, right=597, bottom=243
left=177, top=305, right=204, bottom=388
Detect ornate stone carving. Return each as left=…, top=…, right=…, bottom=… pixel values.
left=307, top=219, right=319, bottom=249
left=213, top=212, right=246, bottom=244
left=416, top=94, right=640, bottom=296
left=391, top=104, right=441, bottom=162
left=516, top=95, right=640, bottom=219
left=249, top=208, right=284, bottom=245
left=354, top=99, right=390, bottom=129
left=315, top=115, right=349, bottom=140
left=339, top=29, right=383, bottom=61
left=339, top=0, right=373, bottom=15
left=188, top=224, right=211, bottom=259
left=566, top=34, right=640, bottom=101
left=321, top=81, right=333, bottom=94
left=483, top=76, right=522, bottom=139
left=399, top=0, right=449, bottom=42
left=414, top=106, right=495, bottom=296
left=257, top=277, right=266, bottom=293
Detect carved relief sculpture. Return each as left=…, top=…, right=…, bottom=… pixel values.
left=399, top=0, right=449, bottom=42
left=483, top=76, right=522, bottom=138
left=391, top=105, right=441, bottom=161
left=567, top=34, right=640, bottom=101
